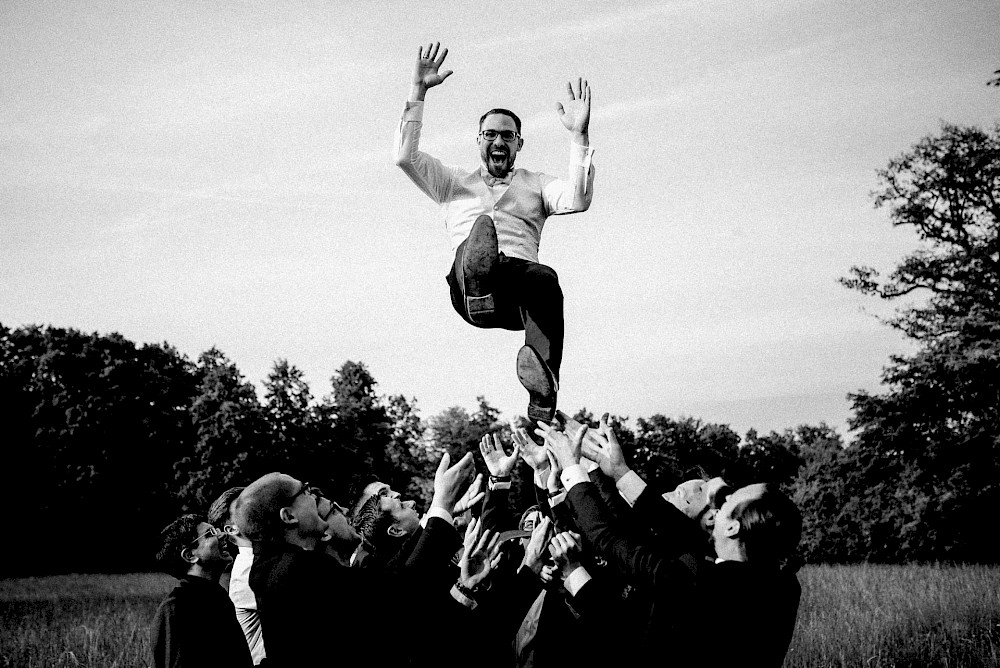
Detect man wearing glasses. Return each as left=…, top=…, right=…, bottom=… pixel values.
left=394, top=41, right=595, bottom=425
left=150, top=514, right=253, bottom=668
left=232, top=454, right=485, bottom=666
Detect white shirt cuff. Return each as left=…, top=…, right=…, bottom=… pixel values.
left=402, top=99, right=424, bottom=121
left=564, top=566, right=592, bottom=597
left=615, top=470, right=646, bottom=507
left=570, top=142, right=595, bottom=171
left=560, top=464, right=590, bottom=492
left=425, top=506, right=454, bottom=526
left=547, top=490, right=567, bottom=507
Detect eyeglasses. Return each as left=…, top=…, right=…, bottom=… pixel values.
left=479, top=129, right=519, bottom=143
left=291, top=482, right=325, bottom=505
left=189, top=525, right=222, bottom=549
left=320, top=500, right=348, bottom=522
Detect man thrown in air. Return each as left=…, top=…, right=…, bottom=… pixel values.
left=394, top=41, right=595, bottom=423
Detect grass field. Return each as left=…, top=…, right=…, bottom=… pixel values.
left=2, top=565, right=999, bottom=667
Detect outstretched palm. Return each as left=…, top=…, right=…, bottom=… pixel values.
left=556, top=77, right=591, bottom=134
left=413, top=42, right=453, bottom=89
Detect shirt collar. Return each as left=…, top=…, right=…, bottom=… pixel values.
left=480, top=166, right=513, bottom=187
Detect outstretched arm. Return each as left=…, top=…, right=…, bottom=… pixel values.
left=395, top=42, right=455, bottom=203
left=540, top=78, right=595, bottom=215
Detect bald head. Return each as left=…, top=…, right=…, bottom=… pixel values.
left=232, top=472, right=298, bottom=542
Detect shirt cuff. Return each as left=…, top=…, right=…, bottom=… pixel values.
left=425, top=506, right=454, bottom=526
left=450, top=584, right=478, bottom=610
left=616, top=470, right=646, bottom=507
left=560, top=464, right=590, bottom=492
left=564, top=566, right=592, bottom=597
left=402, top=99, right=424, bottom=121
left=570, top=142, right=595, bottom=171
left=547, top=490, right=567, bottom=507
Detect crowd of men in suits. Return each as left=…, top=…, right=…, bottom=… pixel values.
left=150, top=413, right=803, bottom=667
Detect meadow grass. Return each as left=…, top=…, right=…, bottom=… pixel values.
left=0, top=573, right=173, bottom=668
left=2, top=565, right=999, bottom=667
left=785, top=564, right=1000, bottom=667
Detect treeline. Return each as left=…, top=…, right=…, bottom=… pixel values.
left=0, top=323, right=991, bottom=573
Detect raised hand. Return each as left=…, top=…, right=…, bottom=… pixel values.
left=459, top=517, right=501, bottom=590
left=412, top=42, right=453, bottom=92
left=580, top=413, right=631, bottom=482
left=431, top=451, right=476, bottom=512
left=548, top=530, right=583, bottom=579
left=555, top=77, right=591, bottom=136
left=512, top=423, right=549, bottom=473
left=480, top=433, right=521, bottom=478
left=545, top=449, right=562, bottom=494
left=453, top=473, right=485, bottom=515
left=536, top=421, right=584, bottom=469
left=520, top=515, right=553, bottom=576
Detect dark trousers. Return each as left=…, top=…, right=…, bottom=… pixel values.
left=446, top=238, right=564, bottom=381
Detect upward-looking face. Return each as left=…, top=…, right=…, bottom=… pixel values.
left=379, top=492, right=420, bottom=537
left=319, top=497, right=361, bottom=550
left=284, top=477, right=328, bottom=538
left=188, top=521, right=231, bottom=567
left=663, top=479, right=710, bottom=521
left=711, top=483, right=768, bottom=547
left=479, top=113, right=523, bottom=178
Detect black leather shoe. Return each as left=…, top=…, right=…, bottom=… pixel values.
left=516, top=345, right=557, bottom=423
left=460, top=215, right=499, bottom=325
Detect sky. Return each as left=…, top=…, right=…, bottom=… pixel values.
left=2, top=0, right=998, bottom=440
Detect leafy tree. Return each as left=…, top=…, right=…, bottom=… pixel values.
left=384, top=394, right=435, bottom=507
left=0, top=324, right=199, bottom=573
left=175, top=348, right=266, bottom=511
left=629, top=415, right=739, bottom=491
left=735, top=428, right=804, bottom=488
left=840, top=122, right=1000, bottom=561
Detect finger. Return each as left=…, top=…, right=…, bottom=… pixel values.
left=429, top=41, right=439, bottom=61
left=451, top=451, right=474, bottom=474
left=545, top=448, right=559, bottom=470
left=436, top=451, right=451, bottom=477
left=464, top=516, right=479, bottom=542
left=491, top=433, right=502, bottom=451
left=581, top=440, right=603, bottom=462
left=440, top=70, right=453, bottom=81
left=479, top=437, right=488, bottom=458
left=565, top=80, right=575, bottom=100
left=475, top=528, right=494, bottom=553
left=425, top=42, right=433, bottom=59
left=510, top=442, right=522, bottom=462
left=467, top=491, right=486, bottom=508
left=470, top=472, right=483, bottom=491
left=436, top=46, right=449, bottom=65
left=555, top=101, right=565, bottom=118
left=572, top=425, right=588, bottom=448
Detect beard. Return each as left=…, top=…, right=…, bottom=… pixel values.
left=483, top=146, right=514, bottom=177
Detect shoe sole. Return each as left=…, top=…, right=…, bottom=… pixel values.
left=462, top=215, right=498, bottom=324
left=516, top=345, right=556, bottom=400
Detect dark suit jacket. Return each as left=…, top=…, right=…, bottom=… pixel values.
left=568, top=481, right=801, bottom=667
left=250, top=516, right=460, bottom=668
left=150, top=575, right=253, bottom=668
